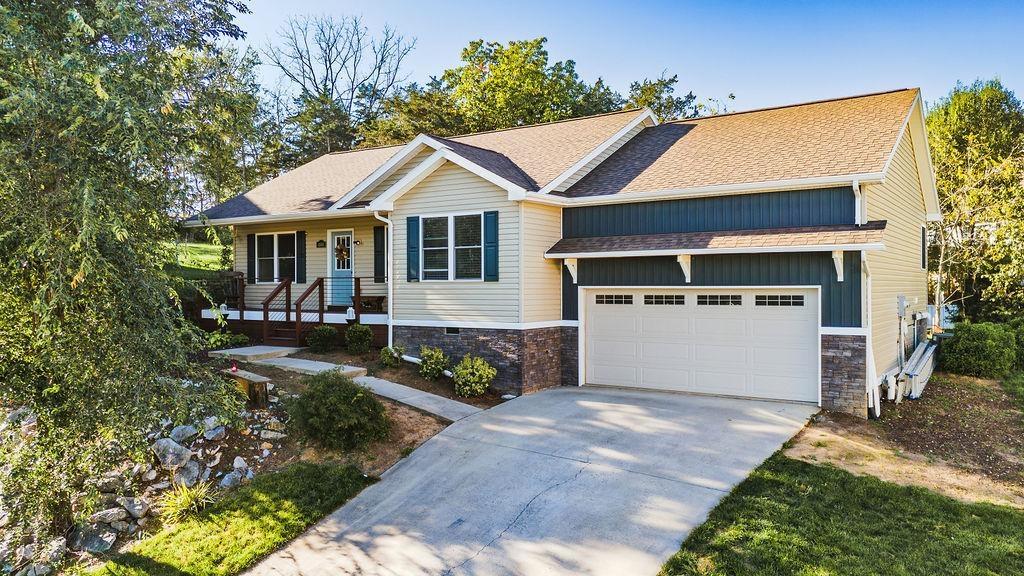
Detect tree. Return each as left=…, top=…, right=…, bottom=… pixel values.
left=626, top=74, right=698, bottom=121
left=264, top=15, right=414, bottom=161
left=926, top=79, right=1024, bottom=321
left=0, top=0, right=245, bottom=551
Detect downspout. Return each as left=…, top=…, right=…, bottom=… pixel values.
left=373, top=211, right=394, bottom=348
left=863, top=251, right=880, bottom=416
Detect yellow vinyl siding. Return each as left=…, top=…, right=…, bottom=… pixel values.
left=233, top=216, right=386, bottom=309
left=521, top=203, right=563, bottom=322
left=553, top=122, right=646, bottom=192
left=866, top=127, right=928, bottom=375
left=391, top=161, right=520, bottom=323
left=356, top=147, right=435, bottom=204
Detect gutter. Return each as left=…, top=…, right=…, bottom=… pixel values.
left=373, top=210, right=395, bottom=348
left=182, top=207, right=371, bottom=228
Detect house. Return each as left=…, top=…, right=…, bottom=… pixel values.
left=188, top=88, right=940, bottom=418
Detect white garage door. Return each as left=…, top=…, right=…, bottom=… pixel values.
left=585, top=288, right=819, bottom=402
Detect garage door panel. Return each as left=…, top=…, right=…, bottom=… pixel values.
left=586, top=288, right=819, bottom=403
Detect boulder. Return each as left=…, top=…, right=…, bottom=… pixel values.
left=89, top=507, right=128, bottom=524
left=264, top=419, right=286, bottom=432
left=116, top=496, right=150, bottom=519
left=232, top=456, right=248, bottom=471
left=202, top=416, right=219, bottom=429
left=169, top=424, right=198, bottom=443
left=94, top=471, right=123, bottom=493
left=260, top=430, right=286, bottom=440
left=219, top=471, right=242, bottom=488
left=110, top=520, right=137, bottom=535
left=151, top=438, right=192, bottom=470
left=15, top=564, right=52, bottom=576
left=69, top=524, right=117, bottom=555
left=203, top=426, right=226, bottom=442
left=173, top=459, right=201, bottom=487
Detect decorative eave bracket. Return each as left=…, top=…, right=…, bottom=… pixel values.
left=832, top=250, right=844, bottom=282
left=676, top=254, right=692, bottom=283
left=564, top=258, right=578, bottom=283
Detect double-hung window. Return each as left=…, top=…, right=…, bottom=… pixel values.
left=421, top=213, right=484, bottom=281
left=254, top=232, right=296, bottom=283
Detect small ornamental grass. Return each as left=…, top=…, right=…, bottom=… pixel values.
left=452, top=355, right=496, bottom=397
left=286, top=371, right=389, bottom=451
left=306, top=325, right=339, bottom=353
left=158, top=481, right=216, bottom=524
left=419, top=346, right=449, bottom=380
left=940, top=322, right=1017, bottom=378
left=379, top=345, right=405, bottom=368
left=345, top=323, right=373, bottom=354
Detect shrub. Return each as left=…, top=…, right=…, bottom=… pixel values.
left=286, top=371, right=390, bottom=450
left=159, top=481, right=216, bottom=523
left=206, top=330, right=248, bottom=350
left=940, top=322, right=1017, bottom=378
left=419, top=346, right=449, bottom=380
left=379, top=345, right=405, bottom=368
left=452, top=355, right=497, bottom=397
left=345, top=323, right=373, bottom=354
left=1008, top=317, right=1024, bottom=368
left=306, top=325, right=339, bottom=353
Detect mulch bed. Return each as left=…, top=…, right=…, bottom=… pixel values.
left=292, top=349, right=506, bottom=409
left=838, top=373, right=1024, bottom=486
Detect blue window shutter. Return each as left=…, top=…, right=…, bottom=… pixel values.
left=406, top=216, right=420, bottom=281
left=484, top=211, right=499, bottom=282
left=374, top=226, right=386, bottom=283
left=295, top=231, right=306, bottom=283
left=246, top=234, right=256, bottom=284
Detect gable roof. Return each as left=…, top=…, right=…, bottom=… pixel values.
left=560, top=89, right=920, bottom=197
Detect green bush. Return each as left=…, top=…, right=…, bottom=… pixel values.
left=306, top=325, right=339, bottom=353
left=286, top=371, right=390, bottom=450
left=419, top=346, right=449, bottom=380
left=206, top=330, right=248, bottom=350
left=452, top=355, right=497, bottom=397
left=940, top=322, right=1017, bottom=378
left=345, top=323, right=373, bottom=354
left=1008, top=317, right=1024, bottom=368
left=158, top=481, right=216, bottom=524
left=379, top=345, right=405, bottom=368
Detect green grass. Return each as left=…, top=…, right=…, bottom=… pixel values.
left=1001, top=371, right=1024, bottom=411
left=95, top=463, right=373, bottom=576
left=661, top=455, right=1024, bottom=576
left=164, top=242, right=230, bottom=281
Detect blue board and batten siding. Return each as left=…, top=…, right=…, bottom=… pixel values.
left=560, top=188, right=862, bottom=327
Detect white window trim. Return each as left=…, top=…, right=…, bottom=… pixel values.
left=418, top=211, right=485, bottom=282
left=254, top=231, right=297, bottom=284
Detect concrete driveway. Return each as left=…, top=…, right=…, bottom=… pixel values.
left=249, top=387, right=817, bottom=576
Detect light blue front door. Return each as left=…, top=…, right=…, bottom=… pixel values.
left=330, top=231, right=354, bottom=306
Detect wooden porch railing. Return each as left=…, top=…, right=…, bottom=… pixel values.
left=261, top=278, right=291, bottom=343
left=294, top=277, right=325, bottom=344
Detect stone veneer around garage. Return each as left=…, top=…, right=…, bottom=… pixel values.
left=820, top=334, right=868, bottom=418
left=393, top=325, right=577, bottom=396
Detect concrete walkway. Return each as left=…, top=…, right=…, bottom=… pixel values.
left=355, top=376, right=482, bottom=422
left=253, top=356, right=367, bottom=378
left=246, top=387, right=817, bottom=576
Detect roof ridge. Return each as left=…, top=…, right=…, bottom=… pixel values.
left=446, top=108, right=645, bottom=140
left=670, top=88, right=918, bottom=124
left=329, top=142, right=406, bottom=155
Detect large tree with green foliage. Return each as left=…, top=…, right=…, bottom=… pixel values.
left=359, top=37, right=713, bottom=146
left=926, top=79, right=1024, bottom=321
left=0, top=0, right=245, bottom=551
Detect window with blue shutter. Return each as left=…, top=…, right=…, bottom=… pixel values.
left=484, top=211, right=499, bottom=281
left=295, top=231, right=306, bottom=283
left=406, top=216, right=420, bottom=281
left=374, top=226, right=386, bottom=283
left=246, top=234, right=256, bottom=284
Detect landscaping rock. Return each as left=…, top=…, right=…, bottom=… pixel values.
left=41, top=537, right=66, bottom=564
left=173, top=459, right=201, bottom=487
left=142, top=468, right=158, bottom=481
left=94, top=471, right=124, bottom=493
left=501, top=394, right=517, bottom=400
left=110, top=520, right=137, bottom=535
left=149, top=481, right=170, bottom=490
left=151, top=438, right=192, bottom=469
left=202, top=416, right=219, bottom=429
left=116, top=496, right=150, bottom=519
left=15, top=563, right=51, bottom=576
left=203, top=426, right=226, bottom=442
left=0, top=507, right=10, bottom=528
left=69, top=525, right=117, bottom=554
left=232, top=456, right=248, bottom=470
left=169, top=424, right=198, bottom=443
left=260, top=442, right=273, bottom=450
left=200, top=466, right=212, bottom=482
left=208, top=452, right=222, bottom=468
left=260, top=430, right=286, bottom=440
left=89, top=507, right=128, bottom=523
left=219, top=471, right=242, bottom=488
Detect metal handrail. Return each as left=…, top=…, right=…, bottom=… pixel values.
left=261, top=278, right=291, bottom=342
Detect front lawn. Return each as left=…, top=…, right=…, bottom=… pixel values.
left=96, top=462, right=373, bottom=576
left=661, top=455, right=1024, bottom=576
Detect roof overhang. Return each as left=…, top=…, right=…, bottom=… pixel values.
left=882, top=92, right=942, bottom=221
left=182, top=207, right=371, bottom=227
left=546, top=243, right=885, bottom=259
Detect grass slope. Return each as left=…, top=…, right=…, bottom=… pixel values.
left=662, top=455, right=1024, bottom=576
left=164, top=242, right=229, bottom=281
left=97, top=463, right=373, bottom=576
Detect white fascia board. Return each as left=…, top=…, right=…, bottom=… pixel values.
left=545, top=243, right=885, bottom=259
left=523, top=172, right=886, bottom=207
left=538, top=108, right=658, bottom=195
left=183, top=208, right=371, bottom=227
left=367, top=149, right=447, bottom=211
left=438, top=149, right=529, bottom=200
left=328, top=135, right=436, bottom=210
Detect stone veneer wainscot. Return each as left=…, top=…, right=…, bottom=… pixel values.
left=820, top=334, right=868, bottom=417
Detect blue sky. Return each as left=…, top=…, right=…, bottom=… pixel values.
left=234, top=0, right=1023, bottom=111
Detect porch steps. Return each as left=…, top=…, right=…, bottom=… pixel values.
left=210, top=345, right=302, bottom=362
left=252, top=357, right=367, bottom=378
